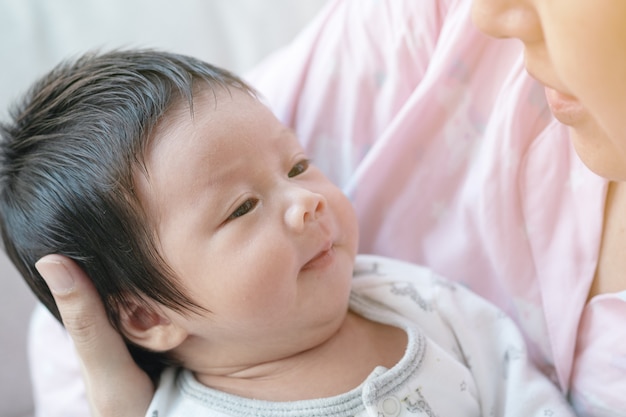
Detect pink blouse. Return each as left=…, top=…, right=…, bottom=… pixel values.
left=29, top=0, right=625, bottom=416
left=247, top=0, right=624, bottom=415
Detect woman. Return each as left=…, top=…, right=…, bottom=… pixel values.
left=33, top=0, right=626, bottom=416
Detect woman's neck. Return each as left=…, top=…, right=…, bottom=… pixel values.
left=590, top=180, right=626, bottom=300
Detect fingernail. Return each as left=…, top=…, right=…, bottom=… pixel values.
left=35, top=258, right=75, bottom=295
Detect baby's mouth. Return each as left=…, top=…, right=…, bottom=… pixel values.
left=301, top=244, right=334, bottom=271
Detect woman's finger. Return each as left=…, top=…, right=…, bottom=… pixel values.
left=35, top=254, right=153, bottom=417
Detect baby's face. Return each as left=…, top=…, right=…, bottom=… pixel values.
left=134, top=88, right=359, bottom=371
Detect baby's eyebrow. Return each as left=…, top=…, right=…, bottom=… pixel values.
left=279, top=127, right=297, bottom=138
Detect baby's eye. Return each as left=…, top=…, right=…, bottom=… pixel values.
left=288, top=159, right=310, bottom=178
left=227, top=198, right=258, bottom=220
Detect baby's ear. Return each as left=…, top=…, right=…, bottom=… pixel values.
left=119, top=300, right=187, bottom=352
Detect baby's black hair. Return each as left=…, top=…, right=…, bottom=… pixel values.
left=0, top=49, right=255, bottom=380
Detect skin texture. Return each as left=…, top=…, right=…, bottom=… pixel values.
left=126, top=88, right=406, bottom=400
left=472, top=0, right=626, bottom=181
left=132, top=88, right=354, bottom=381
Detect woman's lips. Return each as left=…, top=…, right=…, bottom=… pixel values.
left=544, top=87, right=587, bottom=126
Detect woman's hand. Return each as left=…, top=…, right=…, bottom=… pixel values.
left=35, top=254, right=153, bottom=417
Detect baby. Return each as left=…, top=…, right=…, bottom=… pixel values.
left=0, top=50, right=574, bottom=416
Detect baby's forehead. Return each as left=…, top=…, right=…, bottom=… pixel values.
left=138, top=84, right=282, bottom=177
left=153, top=84, right=257, bottom=137
left=138, top=84, right=293, bottom=193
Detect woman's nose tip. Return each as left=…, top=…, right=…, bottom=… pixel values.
left=472, top=1, right=541, bottom=42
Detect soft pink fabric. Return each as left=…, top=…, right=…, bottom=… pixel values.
left=30, top=0, right=625, bottom=416
left=248, top=0, right=623, bottom=415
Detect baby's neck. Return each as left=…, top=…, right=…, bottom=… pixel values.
left=193, top=310, right=407, bottom=402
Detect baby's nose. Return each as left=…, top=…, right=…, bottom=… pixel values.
left=284, top=188, right=327, bottom=232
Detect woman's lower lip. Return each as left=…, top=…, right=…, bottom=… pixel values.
left=544, top=87, right=587, bottom=126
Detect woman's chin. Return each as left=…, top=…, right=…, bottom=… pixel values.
left=570, top=126, right=626, bottom=182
